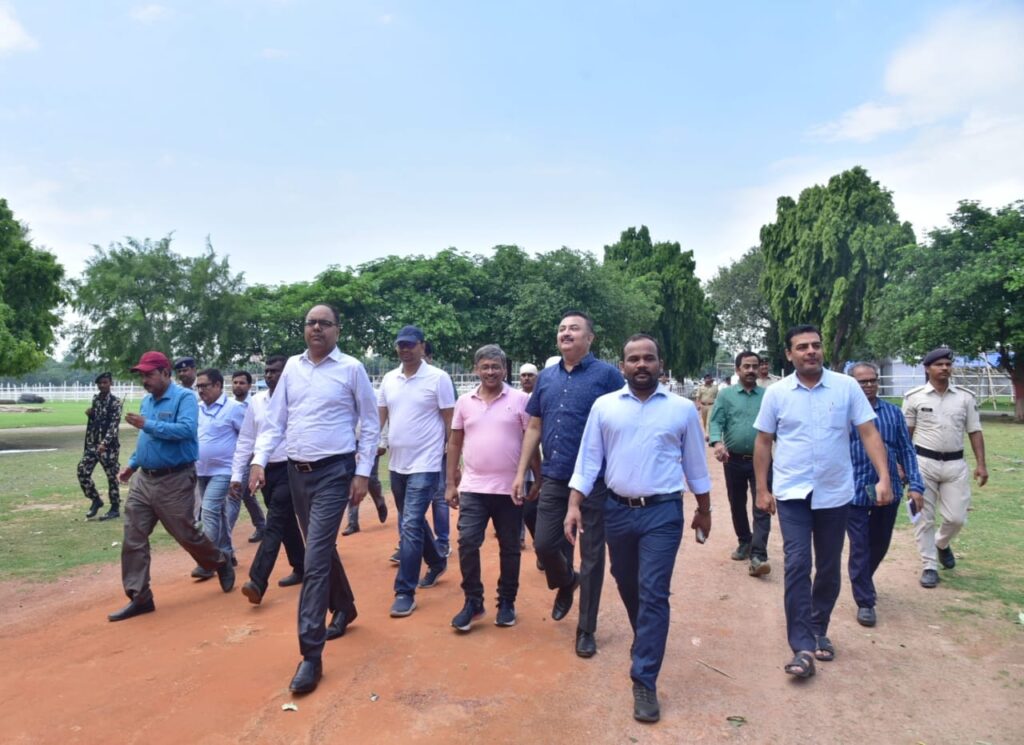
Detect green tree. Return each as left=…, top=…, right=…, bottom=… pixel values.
left=759, top=166, right=915, bottom=370
left=704, top=245, right=778, bottom=363
left=870, top=201, right=1024, bottom=421
left=69, top=236, right=247, bottom=373
left=0, top=199, right=66, bottom=375
left=603, top=226, right=716, bottom=376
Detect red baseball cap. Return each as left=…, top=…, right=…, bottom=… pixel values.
left=130, top=351, right=171, bottom=373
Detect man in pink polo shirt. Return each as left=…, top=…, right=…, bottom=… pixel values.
left=445, top=344, right=540, bottom=631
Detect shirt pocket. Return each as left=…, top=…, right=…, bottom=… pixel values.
left=827, top=405, right=848, bottom=430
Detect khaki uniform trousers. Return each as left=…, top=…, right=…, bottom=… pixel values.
left=914, top=456, right=971, bottom=571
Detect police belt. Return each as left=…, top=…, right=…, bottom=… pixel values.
left=290, top=452, right=353, bottom=473
left=608, top=489, right=681, bottom=508
left=915, top=445, right=964, bottom=462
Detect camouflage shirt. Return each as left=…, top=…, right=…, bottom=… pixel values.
left=85, top=393, right=122, bottom=449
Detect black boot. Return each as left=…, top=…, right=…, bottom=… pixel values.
left=86, top=498, right=103, bottom=519
left=99, top=501, right=120, bottom=521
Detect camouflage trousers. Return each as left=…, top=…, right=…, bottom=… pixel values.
left=78, top=446, right=121, bottom=506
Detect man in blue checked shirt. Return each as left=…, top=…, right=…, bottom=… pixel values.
left=847, top=363, right=924, bottom=628
left=566, top=334, right=711, bottom=724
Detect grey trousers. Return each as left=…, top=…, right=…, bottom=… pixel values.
left=121, top=465, right=226, bottom=604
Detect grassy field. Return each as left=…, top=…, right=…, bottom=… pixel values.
left=0, top=400, right=142, bottom=429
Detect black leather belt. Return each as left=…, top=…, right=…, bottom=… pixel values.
left=290, top=452, right=353, bottom=473
left=265, top=460, right=288, bottom=471
left=609, top=490, right=681, bottom=508
left=915, top=446, right=964, bottom=462
left=728, top=451, right=754, bottom=461
left=140, top=462, right=192, bottom=477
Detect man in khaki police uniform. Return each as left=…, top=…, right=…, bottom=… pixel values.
left=696, top=373, right=719, bottom=434
left=902, top=347, right=988, bottom=588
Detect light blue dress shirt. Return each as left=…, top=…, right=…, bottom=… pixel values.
left=753, top=369, right=876, bottom=508
left=569, top=385, right=712, bottom=499
left=197, top=392, right=246, bottom=477
left=127, top=382, right=199, bottom=470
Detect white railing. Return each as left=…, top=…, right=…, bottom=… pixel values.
left=0, top=383, right=142, bottom=402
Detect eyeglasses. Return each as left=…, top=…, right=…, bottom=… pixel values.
left=305, top=319, right=336, bottom=328
left=857, top=378, right=879, bottom=386
left=195, top=383, right=212, bottom=390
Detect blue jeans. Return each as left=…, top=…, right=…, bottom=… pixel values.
left=391, top=471, right=445, bottom=596
left=604, top=495, right=683, bottom=691
left=431, top=455, right=450, bottom=547
left=198, top=474, right=233, bottom=560
left=846, top=500, right=899, bottom=609
left=776, top=493, right=849, bottom=653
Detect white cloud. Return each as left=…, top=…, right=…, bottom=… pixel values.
left=813, top=4, right=1024, bottom=142
left=0, top=3, right=38, bottom=55
left=130, top=4, right=170, bottom=24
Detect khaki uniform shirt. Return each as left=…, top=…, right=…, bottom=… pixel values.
left=902, top=382, right=982, bottom=453
left=697, top=383, right=719, bottom=406
left=756, top=375, right=780, bottom=388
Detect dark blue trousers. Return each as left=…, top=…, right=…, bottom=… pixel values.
left=776, top=493, right=849, bottom=654
left=456, top=492, right=524, bottom=603
left=604, top=495, right=683, bottom=692
left=846, top=501, right=899, bottom=609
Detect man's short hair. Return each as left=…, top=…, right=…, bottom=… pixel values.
left=735, top=350, right=760, bottom=368
left=559, top=309, right=594, bottom=334
left=266, top=354, right=288, bottom=367
left=474, top=344, right=507, bottom=368
left=231, top=370, right=252, bottom=384
left=622, top=333, right=661, bottom=359
left=784, top=324, right=821, bottom=349
left=308, top=304, right=340, bottom=325
left=849, top=361, right=880, bottom=377
left=197, top=368, right=224, bottom=386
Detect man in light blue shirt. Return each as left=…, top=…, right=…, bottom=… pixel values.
left=753, top=325, right=891, bottom=679
left=566, top=334, right=711, bottom=724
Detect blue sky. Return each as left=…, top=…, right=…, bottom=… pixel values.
left=2, top=1, right=1022, bottom=288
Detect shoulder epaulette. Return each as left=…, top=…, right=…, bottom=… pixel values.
left=903, top=385, right=928, bottom=397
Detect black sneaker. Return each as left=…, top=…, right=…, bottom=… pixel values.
left=451, top=599, right=485, bottom=631
left=418, top=562, right=447, bottom=589
left=937, top=545, right=956, bottom=569
left=495, top=601, right=517, bottom=627
left=632, top=683, right=660, bottom=723
left=389, top=549, right=400, bottom=564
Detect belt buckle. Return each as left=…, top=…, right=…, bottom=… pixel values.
left=627, top=496, right=645, bottom=508
left=295, top=462, right=313, bottom=473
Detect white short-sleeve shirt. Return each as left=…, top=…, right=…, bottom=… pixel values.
left=378, top=362, right=456, bottom=474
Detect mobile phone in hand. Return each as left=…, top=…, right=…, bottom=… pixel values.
left=695, top=527, right=707, bottom=544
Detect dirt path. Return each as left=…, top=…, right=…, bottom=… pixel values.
left=1, top=452, right=1020, bottom=745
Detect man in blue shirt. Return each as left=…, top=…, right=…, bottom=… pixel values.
left=567, top=334, right=711, bottom=723
left=512, top=310, right=624, bottom=659
left=847, top=362, right=924, bottom=627
left=108, top=351, right=235, bottom=622
left=753, top=325, right=890, bottom=679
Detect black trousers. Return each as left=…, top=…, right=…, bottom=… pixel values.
left=722, top=458, right=772, bottom=560
left=533, top=477, right=607, bottom=634
left=456, top=492, right=524, bottom=604
left=287, top=454, right=357, bottom=661
left=248, top=462, right=306, bottom=595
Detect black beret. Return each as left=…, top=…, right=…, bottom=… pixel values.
left=922, top=347, right=954, bottom=366
left=94, top=372, right=112, bottom=384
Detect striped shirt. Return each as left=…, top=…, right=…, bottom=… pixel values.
left=849, top=398, right=924, bottom=507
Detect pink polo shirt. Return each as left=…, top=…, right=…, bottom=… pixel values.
left=452, top=383, right=530, bottom=495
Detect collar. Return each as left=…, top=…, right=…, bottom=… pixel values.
left=153, top=382, right=178, bottom=402
left=617, top=383, right=667, bottom=403
left=788, top=368, right=832, bottom=391
left=923, top=381, right=959, bottom=395
left=395, top=360, right=427, bottom=380
left=301, top=345, right=343, bottom=366
left=734, top=384, right=761, bottom=396
left=201, top=391, right=229, bottom=412
left=470, top=382, right=510, bottom=401
left=560, top=353, right=595, bottom=372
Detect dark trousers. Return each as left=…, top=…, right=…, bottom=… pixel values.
left=605, top=495, right=683, bottom=691
left=522, top=486, right=538, bottom=541
left=241, top=487, right=266, bottom=530
left=846, top=501, right=899, bottom=609
left=121, top=465, right=225, bottom=604
left=343, top=454, right=385, bottom=527
left=248, top=462, right=306, bottom=595
left=533, top=477, right=607, bottom=634
left=456, top=492, right=524, bottom=604
left=722, top=458, right=771, bottom=559
left=287, top=454, right=357, bottom=661
left=78, top=446, right=120, bottom=506
left=776, top=493, right=849, bottom=653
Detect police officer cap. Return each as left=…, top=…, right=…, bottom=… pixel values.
left=922, top=347, right=954, bottom=366
left=173, top=356, right=196, bottom=370
left=95, top=371, right=112, bottom=384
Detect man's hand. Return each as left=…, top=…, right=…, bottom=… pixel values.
left=525, top=481, right=541, bottom=502
left=125, top=412, right=146, bottom=429
left=97, top=443, right=107, bottom=455
left=690, top=509, right=712, bottom=542
left=975, top=465, right=989, bottom=487
left=897, top=463, right=907, bottom=485
left=349, top=475, right=369, bottom=506
left=445, top=484, right=460, bottom=509
left=85, top=408, right=93, bottom=417
left=376, top=446, right=387, bottom=457
left=229, top=481, right=243, bottom=499
left=756, top=489, right=776, bottom=515
left=511, top=475, right=524, bottom=503
left=563, top=502, right=583, bottom=545
left=118, top=466, right=135, bottom=484
left=712, top=442, right=729, bottom=463
left=874, top=478, right=893, bottom=507
left=248, top=464, right=266, bottom=493
left=908, top=490, right=924, bottom=513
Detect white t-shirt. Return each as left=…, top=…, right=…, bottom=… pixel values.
left=377, top=362, right=456, bottom=474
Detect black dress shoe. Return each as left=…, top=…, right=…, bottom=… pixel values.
left=376, top=500, right=388, bottom=524
left=278, top=571, right=303, bottom=588
left=217, top=561, right=236, bottom=592
left=575, top=629, right=597, bottom=658
left=98, top=508, right=120, bottom=521
left=248, top=529, right=264, bottom=543
left=326, top=607, right=358, bottom=640
left=342, top=523, right=360, bottom=536
left=86, top=499, right=103, bottom=519
left=191, top=566, right=215, bottom=580
left=108, top=598, right=155, bottom=622
left=551, top=573, right=579, bottom=621
left=938, top=545, right=956, bottom=569
left=289, top=658, right=323, bottom=694
left=241, top=581, right=263, bottom=605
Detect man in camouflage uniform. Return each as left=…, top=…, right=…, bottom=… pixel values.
left=79, top=372, right=123, bottom=520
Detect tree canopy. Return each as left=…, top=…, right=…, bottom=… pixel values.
left=0, top=199, right=65, bottom=376
left=760, top=166, right=915, bottom=370
left=704, top=245, right=777, bottom=363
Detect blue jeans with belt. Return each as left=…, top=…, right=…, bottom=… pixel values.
left=604, top=494, right=683, bottom=691
left=391, top=470, right=446, bottom=596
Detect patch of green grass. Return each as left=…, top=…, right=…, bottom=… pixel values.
left=898, top=421, right=1024, bottom=622
left=0, top=400, right=141, bottom=429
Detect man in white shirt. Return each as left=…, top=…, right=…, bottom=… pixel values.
left=228, top=370, right=267, bottom=543
left=753, top=324, right=890, bottom=679
left=249, top=304, right=380, bottom=695
left=231, top=355, right=305, bottom=604
left=378, top=325, right=456, bottom=618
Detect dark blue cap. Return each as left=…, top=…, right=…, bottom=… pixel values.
left=395, top=325, right=425, bottom=344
